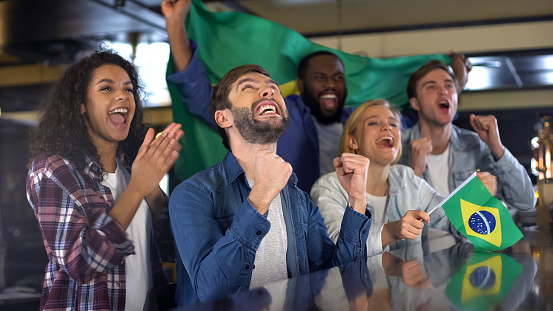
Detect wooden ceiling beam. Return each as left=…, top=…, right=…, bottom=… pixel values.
left=0, top=106, right=173, bottom=127
left=0, top=64, right=65, bottom=87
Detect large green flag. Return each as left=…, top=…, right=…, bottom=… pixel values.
left=168, top=0, right=451, bottom=181
left=434, top=173, right=523, bottom=251
left=445, top=252, right=522, bottom=311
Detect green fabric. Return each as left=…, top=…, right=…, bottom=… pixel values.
left=445, top=252, right=522, bottom=311
left=168, top=0, right=451, bottom=180
left=440, top=173, right=523, bottom=251
left=166, top=73, right=228, bottom=181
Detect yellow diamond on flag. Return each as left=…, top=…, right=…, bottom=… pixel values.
left=460, top=199, right=502, bottom=247
left=461, top=254, right=502, bottom=302
left=446, top=252, right=522, bottom=310
left=439, top=173, right=522, bottom=251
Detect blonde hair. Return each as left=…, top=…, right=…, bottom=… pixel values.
left=339, top=99, right=403, bottom=165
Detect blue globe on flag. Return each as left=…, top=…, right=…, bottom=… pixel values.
left=469, top=266, right=496, bottom=290
left=468, top=211, right=497, bottom=235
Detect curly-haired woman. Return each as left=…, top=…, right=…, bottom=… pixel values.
left=26, top=50, right=183, bottom=310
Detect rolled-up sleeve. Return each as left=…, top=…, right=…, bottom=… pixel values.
left=166, top=39, right=216, bottom=130
left=169, top=178, right=270, bottom=303
left=26, top=155, right=133, bottom=284
left=311, top=172, right=377, bottom=256
left=490, top=147, right=536, bottom=211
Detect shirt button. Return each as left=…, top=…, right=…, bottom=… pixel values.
left=256, top=230, right=262, bottom=235
left=362, top=230, right=367, bottom=234
left=115, top=282, right=122, bottom=288
left=245, top=265, right=250, bottom=270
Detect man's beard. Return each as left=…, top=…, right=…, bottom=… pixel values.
left=232, top=100, right=289, bottom=145
left=301, top=86, right=346, bottom=125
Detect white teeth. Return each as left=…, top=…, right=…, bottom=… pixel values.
left=257, top=104, right=277, bottom=115
left=439, top=101, right=449, bottom=107
left=377, top=137, right=394, bottom=146
left=320, top=94, right=336, bottom=99
left=109, top=108, right=128, bottom=114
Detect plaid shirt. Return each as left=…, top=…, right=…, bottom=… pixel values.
left=26, top=153, right=169, bottom=311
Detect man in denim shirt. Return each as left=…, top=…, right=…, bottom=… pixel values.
left=163, top=0, right=354, bottom=192
left=169, top=64, right=372, bottom=307
left=399, top=60, right=536, bottom=211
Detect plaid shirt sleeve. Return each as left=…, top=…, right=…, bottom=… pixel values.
left=26, top=154, right=135, bottom=284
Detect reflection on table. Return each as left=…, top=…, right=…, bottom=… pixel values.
left=175, top=226, right=549, bottom=311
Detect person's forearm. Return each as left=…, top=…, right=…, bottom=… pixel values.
left=170, top=188, right=267, bottom=302
left=108, top=182, right=146, bottom=229
left=33, top=177, right=133, bottom=283
left=494, top=148, right=537, bottom=210
left=490, top=143, right=505, bottom=161
left=381, top=221, right=398, bottom=247
left=333, top=206, right=371, bottom=266
left=145, top=186, right=166, bottom=224
left=167, top=18, right=193, bottom=72
left=411, top=161, right=425, bottom=177
left=349, top=196, right=367, bottom=215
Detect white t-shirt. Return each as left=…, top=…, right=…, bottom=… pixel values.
left=426, top=144, right=451, bottom=197
left=311, top=116, right=343, bottom=176
left=247, top=180, right=288, bottom=289
left=263, top=280, right=289, bottom=311
left=366, top=192, right=388, bottom=223
left=101, top=160, right=153, bottom=311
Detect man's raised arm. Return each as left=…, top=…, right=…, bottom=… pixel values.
left=162, top=0, right=216, bottom=128
left=162, top=0, right=193, bottom=72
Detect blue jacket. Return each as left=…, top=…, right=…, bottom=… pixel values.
left=399, top=123, right=536, bottom=211
left=169, top=152, right=371, bottom=307
left=166, top=40, right=354, bottom=192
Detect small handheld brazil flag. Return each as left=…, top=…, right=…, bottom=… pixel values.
left=430, top=172, right=523, bottom=251
left=445, top=252, right=522, bottom=311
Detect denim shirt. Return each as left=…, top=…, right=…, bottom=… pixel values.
left=399, top=123, right=536, bottom=211
left=311, top=165, right=460, bottom=257
left=166, top=40, right=354, bottom=192
left=169, top=152, right=371, bottom=307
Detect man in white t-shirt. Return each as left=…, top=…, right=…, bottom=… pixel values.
left=399, top=60, right=536, bottom=211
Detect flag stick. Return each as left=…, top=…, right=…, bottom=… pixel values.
left=428, top=172, right=477, bottom=215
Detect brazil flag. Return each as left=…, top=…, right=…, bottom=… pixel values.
left=168, top=0, right=451, bottom=181
left=445, top=252, right=522, bottom=311
left=440, top=173, right=523, bottom=251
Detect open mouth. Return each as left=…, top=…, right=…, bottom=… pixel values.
left=319, top=92, right=339, bottom=112
left=376, top=136, right=395, bottom=148
left=108, top=107, right=129, bottom=125
left=255, top=101, right=280, bottom=116
left=438, top=100, right=450, bottom=110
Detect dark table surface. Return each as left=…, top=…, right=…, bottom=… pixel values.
left=176, top=226, right=553, bottom=311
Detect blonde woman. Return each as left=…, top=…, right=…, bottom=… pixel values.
left=311, top=99, right=496, bottom=256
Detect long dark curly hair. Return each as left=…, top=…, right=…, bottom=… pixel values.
left=29, top=50, right=148, bottom=171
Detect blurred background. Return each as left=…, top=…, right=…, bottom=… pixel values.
left=1, top=0, right=552, bottom=309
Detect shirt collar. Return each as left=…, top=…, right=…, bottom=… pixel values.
left=83, top=151, right=130, bottom=181
left=84, top=155, right=102, bottom=180
left=387, top=166, right=404, bottom=195
left=409, top=122, right=466, bottom=151
left=222, top=151, right=244, bottom=185
left=222, top=151, right=298, bottom=187
left=448, top=124, right=468, bottom=151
